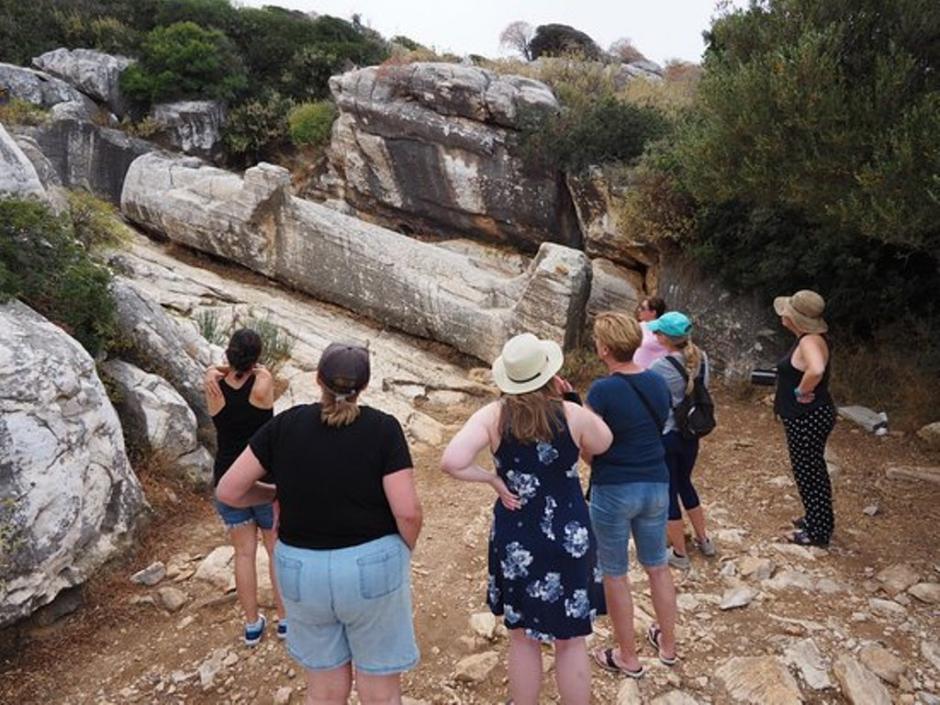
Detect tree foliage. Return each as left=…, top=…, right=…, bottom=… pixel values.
left=222, top=91, right=293, bottom=166
left=528, top=23, right=602, bottom=61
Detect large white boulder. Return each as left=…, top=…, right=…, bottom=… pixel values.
left=32, top=48, right=133, bottom=117
left=0, top=301, right=147, bottom=627
left=149, top=100, right=226, bottom=159
left=0, top=62, right=96, bottom=117
left=0, top=123, right=48, bottom=203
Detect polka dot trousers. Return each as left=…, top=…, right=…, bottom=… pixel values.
left=781, top=404, right=836, bottom=543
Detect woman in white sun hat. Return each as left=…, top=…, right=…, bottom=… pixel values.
left=773, top=289, right=836, bottom=547
left=441, top=333, right=613, bottom=705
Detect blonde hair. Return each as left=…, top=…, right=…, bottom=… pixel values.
left=499, top=385, right=565, bottom=444
left=593, top=311, right=642, bottom=362
left=662, top=334, right=702, bottom=395
left=319, top=383, right=361, bottom=427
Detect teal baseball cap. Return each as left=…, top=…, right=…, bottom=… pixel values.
left=648, top=311, right=693, bottom=337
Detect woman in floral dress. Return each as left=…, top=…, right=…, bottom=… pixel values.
left=441, top=333, right=613, bottom=705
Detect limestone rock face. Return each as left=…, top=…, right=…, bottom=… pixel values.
left=121, top=152, right=591, bottom=362
left=109, top=277, right=215, bottom=445
left=658, top=252, right=787, bottom=378
left=32, top=48, right=133, bottom=117
left=322, top=63, right=582, bottom=251
left=587, top=258, right=644, bottom=321
left=0, top=123, right=48, bottom=203
left=149, top=100, right=226, bottom=159
left=9, top=132, right=69, bottom=213
left=0, top=301, right=147, bottom=627
left=14, top=118, right=152, bottom=204
left=0, top=62, right=96, bottom=116
left=98, top=359, right=213, bottom=486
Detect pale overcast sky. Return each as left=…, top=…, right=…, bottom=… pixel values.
left=238, top=1, right=749, bottom=65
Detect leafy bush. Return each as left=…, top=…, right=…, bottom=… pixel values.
left=66, top=189, right=131, bottom=250
left=0, top=197, right=116, bottom=355
left=222, top=91, right=293, bottom=166
left=155, top=0, right=239, bottom=34
left=528, top=23, right=602, bottom=61
left=280, top=46, right=342, bottom=101
left=288, top=100, right=337, bottom=148
left=0, top=98, right=48, bottom=126
left=120, top=21, right=247, bottom=106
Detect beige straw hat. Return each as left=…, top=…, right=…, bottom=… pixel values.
left=773, top=290, right=828, bottom=334
left=491, top=333, right=564, bottom=395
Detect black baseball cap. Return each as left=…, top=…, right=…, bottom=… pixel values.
left=317, top=342, right=370, bottom=396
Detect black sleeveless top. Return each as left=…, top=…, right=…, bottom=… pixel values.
left=774, top=334, right=833, bottom=419
left=211, top=374, right=273, bottom=485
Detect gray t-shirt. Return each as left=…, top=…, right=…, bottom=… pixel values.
left=649, top=350, right=710, bottom=434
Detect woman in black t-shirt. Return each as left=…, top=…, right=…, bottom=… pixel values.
left=217, top=342, right=422, bottom=704
left=204, top=328, right=285, bottom=646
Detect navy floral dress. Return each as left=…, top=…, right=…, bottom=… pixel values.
left=487, top=419, right=606, bottom=642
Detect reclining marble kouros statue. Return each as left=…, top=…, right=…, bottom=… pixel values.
left=121, top=152, right=591, bottom=363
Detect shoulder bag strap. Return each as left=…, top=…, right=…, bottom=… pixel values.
left=615, top=373, right=665, bottom=434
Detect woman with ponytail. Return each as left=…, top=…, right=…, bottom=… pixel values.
left=217, top=342, right=423, bottom=705
left=205, top=328, right=285, bottom=646
left=648, top=312, right=716, bottom=570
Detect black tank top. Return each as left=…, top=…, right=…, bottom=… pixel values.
left=774, top=334, right=833, bottom=419
left=211, top=374, right=274, bottom=485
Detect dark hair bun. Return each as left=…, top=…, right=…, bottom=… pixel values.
left=226, top=329, right=262, bottom=378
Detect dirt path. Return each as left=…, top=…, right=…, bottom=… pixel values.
left=2, top=387, right=939, bottom=705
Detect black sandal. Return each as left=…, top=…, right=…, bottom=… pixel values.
left=646, top=625, right=678, bottom=666
left=592, top=648, right=645, bottom=678
left=791, top=517, right=805, bottom=530
left=787, top=530, right=828, bottom=547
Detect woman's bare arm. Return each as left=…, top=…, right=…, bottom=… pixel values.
left=216, top=446, right=275, bottom=507
left=383, top=468, right=422, bottom=550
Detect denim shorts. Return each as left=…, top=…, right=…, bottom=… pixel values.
left=274, top=534, right=419, bottom=675
left=214, top=499, right=275, bottom=530
left=589, top=482, right=669, bottom=576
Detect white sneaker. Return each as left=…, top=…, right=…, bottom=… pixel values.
left=694, top=537, right=717, bottom=557
left=667, top=548, right=690, bottom=570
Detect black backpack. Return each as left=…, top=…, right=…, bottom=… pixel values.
left=664, top=356, right=716, bottom=440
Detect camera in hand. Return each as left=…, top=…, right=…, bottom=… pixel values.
left=750, top=368, right=777, bottom=386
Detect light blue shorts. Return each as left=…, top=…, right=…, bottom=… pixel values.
left=590, top=482, right=669, bottom=576
left=274, top=534, right=419, bottom=675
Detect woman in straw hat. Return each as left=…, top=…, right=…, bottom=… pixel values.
left=441, top=333, right=613, bottom=705
left=218, top=342, right=423, bottom=705
left=773, top=290, right=836, bottom=547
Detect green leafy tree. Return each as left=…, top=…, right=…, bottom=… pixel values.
left=528, top=23, right=602, bottom=61
left=154, top=0, right=239, bottom=33
left=120, top=21, right=247, bottom=106
left=280, top=46, right=341, bottom=101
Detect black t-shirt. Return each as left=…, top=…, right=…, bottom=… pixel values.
left=249, top=403, right=413, bottom=550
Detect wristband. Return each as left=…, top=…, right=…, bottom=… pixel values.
left=793, top=386, right=803, bottom=398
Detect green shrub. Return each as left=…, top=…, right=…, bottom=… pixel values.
left=280, top=46, right=342, bottom=101
left=195, top=308, right=228, bottom=347
left=528, top=23, right=602, bottom=61
left=0, top=197, right=116, bottom=355
left=288, top=100, right=337, bottom=148
left=155, top=0, right=240, bottom=34
left=120, top=21, right=247, bottom=107
left=222, top=91, right=293, bottom=166
left=66, top=190, right=131, bottom=250
left=0, top=97, right=48, bottom=126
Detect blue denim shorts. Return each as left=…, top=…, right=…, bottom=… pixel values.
left=214, top=499, right=275, bottom=530
left=589, top=482, right=669, bottom=576
left=274, top=534, right=419, bottom=675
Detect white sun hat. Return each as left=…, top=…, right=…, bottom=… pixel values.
left=491, top=333, right=564, bottom=395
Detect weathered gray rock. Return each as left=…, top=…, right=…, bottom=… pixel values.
left=0, top=301, right=146, bottom=627
left=149, top=100, right=226, bottom=159
left=99, top=359, right=212, bottom=486
left=715, top=656, right=803, bottom=705
left=587, top=258, right=644, bottom=321
left=469, top=611, right=497, bottom=639
left=922, top=640, right=940, bottom=671
left=909, top=582, right=940, bottom=604
left=739, top=556, right=775, bottom=581
left=720, top=586, right=756, bottom=610
left=121, top=153, right=591, bottom=362
left=0, top=122, right=48, bottom=202
left=454, top=651, right=500, bottom=683
left=876, top=563, right=920, bottom=596
left=886, top=465, right=940, bottom=485
left=109, top=277, right=214, bottom=445
left=833, top=654, right=892, bottom=705
left=0, top=62, right=96, bottom=115
left=858, top=644, right=905, bottom=685
left=156, top=586, right=188, bottom=613
left=32, top=48, right=133, bottom=117
left=784, top=638, right=833, bottom=690
left=658, top=252, right=788, bottom=378
left=130, top=562, right=166, bottom=586
left=14, top=118, right=153, bottom=204
left=9, top=132, right=69, bottom=212
left=321, top=63, right=582, bottom=251
left=868, top=597, right=907, bottom=619
left=194, top=546, right=236, bottom=593
left=917, top=421, right=940, bottom=449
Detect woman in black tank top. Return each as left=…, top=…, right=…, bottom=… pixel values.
left=204, top=328, right=285, bottom=646
left=772, top=291, right=836, bottom=547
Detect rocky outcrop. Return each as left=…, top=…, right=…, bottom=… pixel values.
left=0, top=301, right=147, bottom=627
left=0, top=123, right=48, bottom=203
left=13, top=118, right=153, bottom=204
left=321, top=63, right=582, bottom=251
left=99, top=360, right=214, bottom=487
left=658, top=251, right=787, bottom=378
left=9, top=132, right=69, bottom=213
left=0, top=62, right=96, bottom=118
left=121, top=152, right=591, bottom=362
left=586, top=258, right=644, bottom=322
left=109, top=276, right=216, bottom=446
left=149, top=100, right=226, bottom=159
left=32, top=48, right=133, bottom=117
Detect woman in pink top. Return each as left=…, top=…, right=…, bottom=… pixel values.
left=633, top=297, right=669, bottom=369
